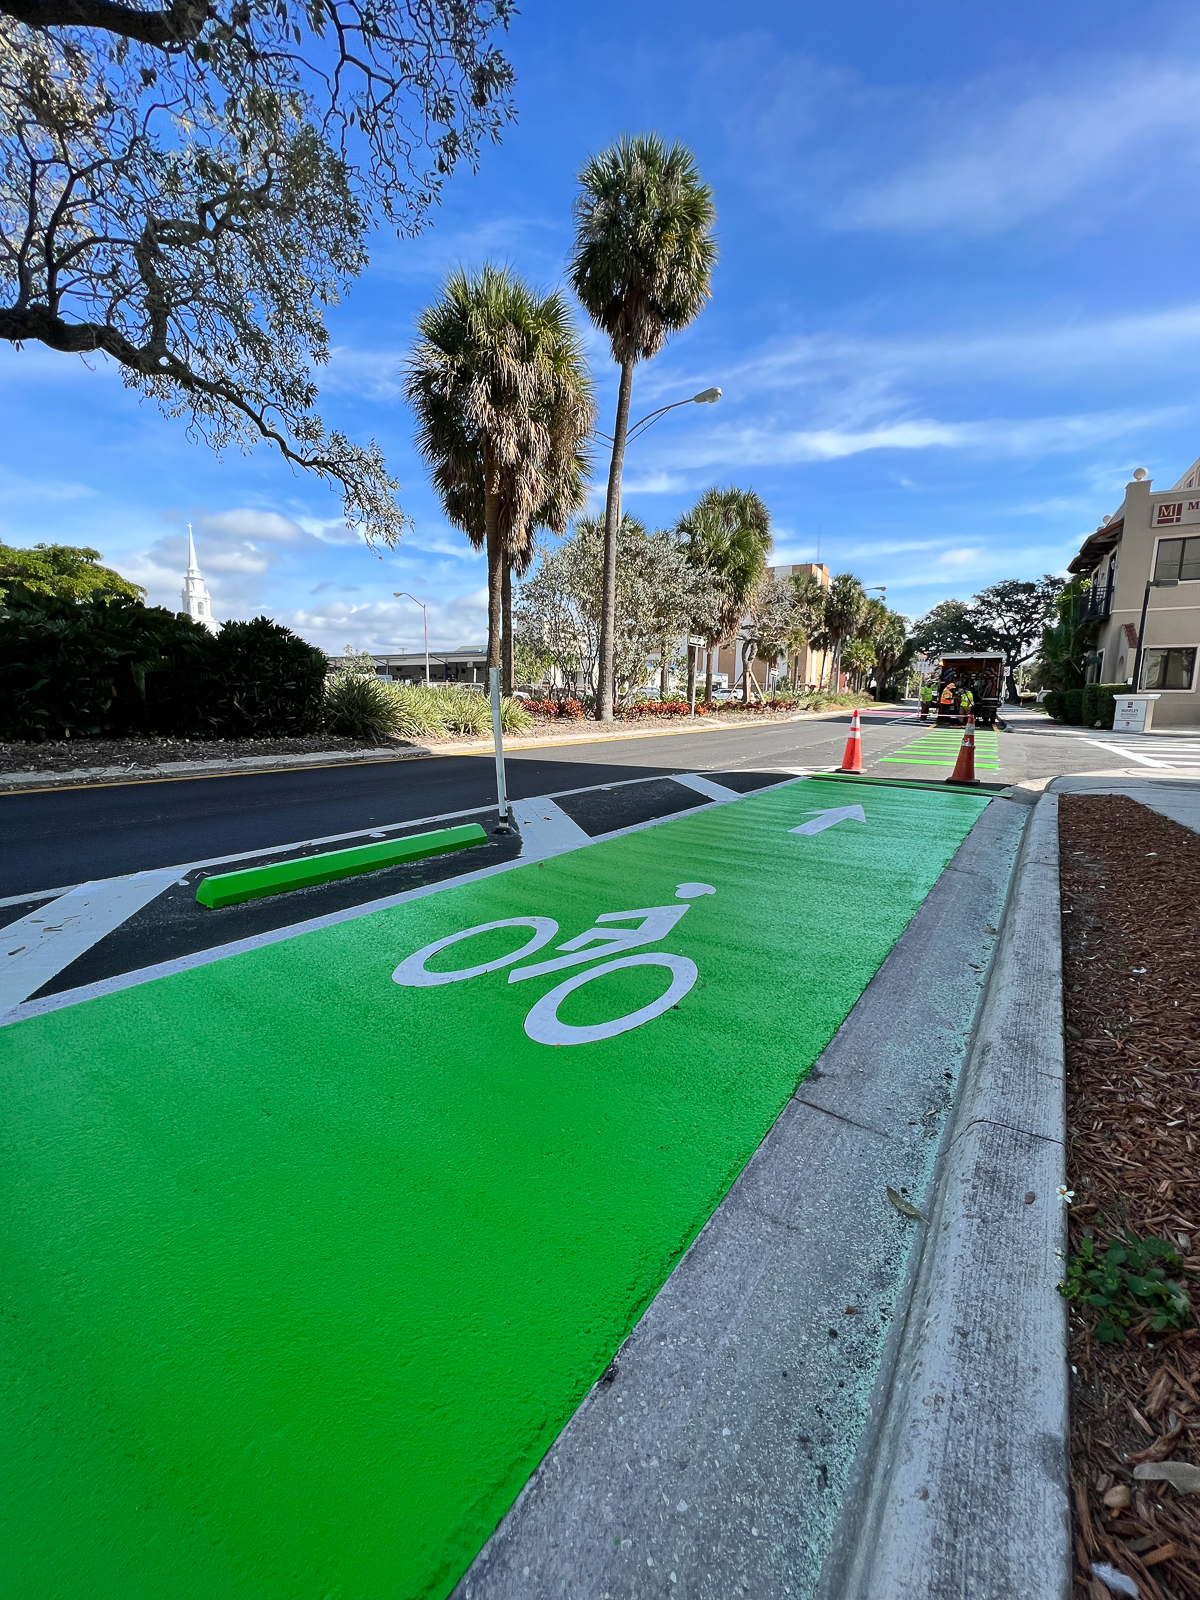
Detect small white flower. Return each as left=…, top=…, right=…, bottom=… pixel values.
left=1057, top=1186, right=1075, bottom=1205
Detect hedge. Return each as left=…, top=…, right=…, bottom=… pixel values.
left=0, top=592, right=326, bottom=741
left=1044, top=683, right=1126, bottom=728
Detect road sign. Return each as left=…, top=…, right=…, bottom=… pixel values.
left=1, top=778, right=991, bottom=1600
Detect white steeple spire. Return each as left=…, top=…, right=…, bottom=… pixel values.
left=181, top=523, right=218, bottom=633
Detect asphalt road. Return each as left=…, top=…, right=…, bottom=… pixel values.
left=2, top=706, right=1134, bottom=901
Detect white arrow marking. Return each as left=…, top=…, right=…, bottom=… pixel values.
left=789, top=804, right=867, bottom=836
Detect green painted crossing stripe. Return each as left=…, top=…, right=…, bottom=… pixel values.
left=1, top=780, right=990, bottom=1600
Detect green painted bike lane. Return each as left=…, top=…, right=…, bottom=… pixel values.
left=1, top=779, right=990, bottom=1600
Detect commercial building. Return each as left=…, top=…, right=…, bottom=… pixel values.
left=1068, top=461, right=1200, bottom=728
left=710, top=563, right=831, bottom=694
left=327, top=649, right=489, bottom=685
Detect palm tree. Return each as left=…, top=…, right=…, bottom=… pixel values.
left=406, top=266, right=594, bottom=680
left=676, top=487, right=772, bottom=702
left=788, top=570, right=828, bottom=686
left=821, top=573, right=869, bottom=692
left=570, top=134, right=717, bottom=721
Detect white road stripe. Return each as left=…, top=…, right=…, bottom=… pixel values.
left=507, top=796, right=593, bottom=859
left=671, top=773, right=742, bottom=802
left=0, top=870, right=180, bottom=1011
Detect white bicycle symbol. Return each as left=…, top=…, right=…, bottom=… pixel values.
left=392, top=882, right=716, bottom=1047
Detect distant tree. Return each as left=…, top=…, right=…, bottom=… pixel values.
left=821, top=573, right=868, bottom=692
left=971, top=577, right=1066, bottom=700
left=841, top=634, right=876, bottom=693
left=1, top=2, right=516, bottom=543
left=741, top=576, right=803, bottom=699
left=1033, top=578, right=1097, bottom=691
left=865, top=609, right=914, bottom=699
left=676, top=486, right=772, bottom=703
left=0, top=542, right=143, bottom=604
left=406, top=266, right=594, bottom=680
left=570, top=134, right=717, bottom=721
left=915, top=577, right=1065, bottom=701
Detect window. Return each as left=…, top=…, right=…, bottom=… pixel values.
left=1141, top=647, right=1197, bottom=691
left=1154, top=536, right=1200, bottom=582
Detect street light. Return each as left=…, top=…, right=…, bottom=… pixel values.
left=393, top=591, right=430, bottom=685
left=1132, top=578, right=1179, bottom=690
left=594, top=387, right=721, bottom=446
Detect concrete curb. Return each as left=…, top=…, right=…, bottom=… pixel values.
left=818, top=793, right=1068, bottom=1600
left=0, top=706, right=882, bottom=791
left=0, top=743, right=433, bottom=791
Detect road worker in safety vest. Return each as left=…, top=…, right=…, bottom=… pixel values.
left=958, top=686, right=974, bottom=724
left=919, top=683, right=934, bottom=720
left=938, top=679, right=957, bottom=721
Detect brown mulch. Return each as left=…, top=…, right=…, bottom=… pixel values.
left=0, top=733, right=417, bottom=775
left=1060, top=793, right=1200, bottom=1600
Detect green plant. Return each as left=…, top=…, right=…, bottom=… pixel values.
left=1059, top=1231, right=1193, bottom=1343
left=206, top=618, right=327, bottom=737
left=499, top=696, right=533, bottom=734
left=323, top=673, right=401, bottom=741
left=570, top=133, right=717, bottom=720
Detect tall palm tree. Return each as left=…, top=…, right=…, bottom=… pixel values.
left=405, top=266, right=594, bottom=678
left=676, top=487, right=772, bottom=702
left=570, top=134, right=717, bottom=721
left=789, top=570, right=828, bottom=686
left=821, top=573, right=869, bottom=692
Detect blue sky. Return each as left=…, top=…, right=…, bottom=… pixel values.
left=5, top=0, right=1200, bottom=653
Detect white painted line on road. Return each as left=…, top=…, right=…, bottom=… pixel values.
left=508, top=796, right=593, bottom=859
left=0, top=870, right=180, bottom=1011
left=671, top=773, right=742, bottom=802
left=1085, top=741, right=1174, bottom=769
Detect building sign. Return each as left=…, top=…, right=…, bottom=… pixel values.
left=1154, top=498, right=1200, bottom=526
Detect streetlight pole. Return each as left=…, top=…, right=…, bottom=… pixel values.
left=593, top=387, right=722, bottom=449
left=1131, top=578, right=1178, bottom=689
left=393, top=592, right=430, bottom=686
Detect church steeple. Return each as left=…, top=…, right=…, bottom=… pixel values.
left=181, top=524, right=218, bottom=633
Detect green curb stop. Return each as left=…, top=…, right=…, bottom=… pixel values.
left=195, top=823, right=489, bottom=908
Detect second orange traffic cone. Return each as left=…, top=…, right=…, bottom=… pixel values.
left=946, top=715, right=980, bottom=786
left=839, top=708, right=863, bottom=773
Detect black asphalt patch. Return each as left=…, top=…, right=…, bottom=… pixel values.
left=553, top=778, right=704, bottom=836
left=30, top=816, right=518, bottom=1000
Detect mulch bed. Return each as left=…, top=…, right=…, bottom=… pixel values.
left=0, top=734, right=413, bottom=775
left=1060, top=794, right=1200, bottom=1599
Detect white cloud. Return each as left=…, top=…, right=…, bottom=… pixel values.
left=282, top=591, right=489, bottom=654
left=199, top=509, right=307, bottom=544
left=936, top=547, right=985, bottom=567
left=834, top=62, right=1200, bottom=235
left=657, top=407, right=1170, bottom=471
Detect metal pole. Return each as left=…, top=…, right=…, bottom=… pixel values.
left=422, top=605, right=429, bottom=686
left=489, top=667, right=509, bottom=832
left=690, top=642, right=698, bottom=718
left=1132, top=581, right=1152, bottom=690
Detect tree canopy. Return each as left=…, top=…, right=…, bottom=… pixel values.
left=569, top=132, right=717, bottom=721
left=1, top=0, right=516, bottom=543
left=0, top=540, right=143, bottom=603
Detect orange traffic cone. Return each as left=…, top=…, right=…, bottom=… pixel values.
left=946, top=715, right=980, bottom=786
left=839, top=708, right=863, bottom=773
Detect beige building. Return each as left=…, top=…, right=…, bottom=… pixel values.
left=1069, top=460, right=1200, bottom=728
left=711, top=562, right=831, bottom=693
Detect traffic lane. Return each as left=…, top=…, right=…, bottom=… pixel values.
left=2, top=751, right=683, bottom=898
left=2, top=718, right=917, bottom=899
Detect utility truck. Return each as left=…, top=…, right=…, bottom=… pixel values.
left=933, top=653, right=1006, bottom=728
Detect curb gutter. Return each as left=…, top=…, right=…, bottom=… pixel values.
left=818, top=793, right=1069, bottom=1600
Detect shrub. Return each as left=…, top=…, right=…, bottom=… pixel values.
left=204, top=617, right=327, bottom=737
left=621, top=698, right=705, bottom=719
left=1081, top=683, right=1127, bottom=730
left=1044, top=687, right=1086, bottom=724
left=500, top=696, right=533, bottom=734
left=0, top=593, right=212, bottom=741
left=323, top=673, right=401, bottom=741
left=0, top=593, right=326, bottom=741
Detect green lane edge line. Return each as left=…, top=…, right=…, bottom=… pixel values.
left=195, top=823, right=490, bottom=909
left=822, top=772, right=1011, bottom=794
